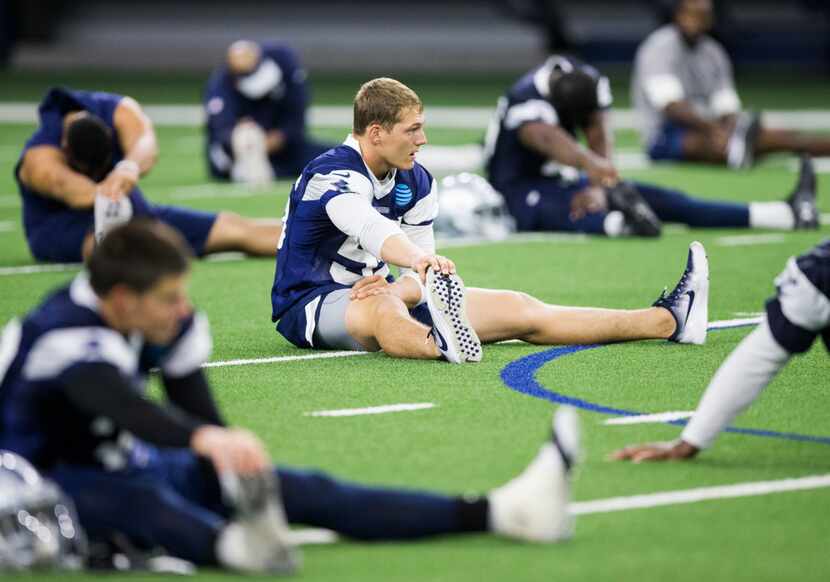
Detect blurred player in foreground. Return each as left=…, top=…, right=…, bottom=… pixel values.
left=0, top=221, right=581, bottom=573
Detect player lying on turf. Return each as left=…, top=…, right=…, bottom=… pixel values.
left=633, top=0, right=830, bottom=168
left=0, top=221, right=581, bottom=574
left=15, top=87, right=283, bottom=263
left=613, top=239, right=830, bottom=461
left=271, top=77, right=710, bottom=363
left=204, top=39, right=335, bottom=185
left=483, top=53, right=820, bottom=237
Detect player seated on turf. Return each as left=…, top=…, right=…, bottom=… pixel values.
left=15, top=87, right=282, bottom=264
left=271, top=77, right=710, bottom=364
left=0, top=220, right=581, bottom=574
left=613, top=239, right=830, bottom=462
left=632, top=0, right=830, bottom=168
left=204, top=39, right=336, bottom=185
left=483, top=53, right=820, bottom=238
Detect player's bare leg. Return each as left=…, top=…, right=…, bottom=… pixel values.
left=465, top=288, right=676, bottom=344
left=755, top=127, right=830, bottom=157
left=204, top=212, right=283, bottom=256
left=345, top=293, right=441, bottom=359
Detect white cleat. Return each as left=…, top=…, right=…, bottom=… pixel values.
left=488, top=407, right=580, bottom=543
left=231, top=122, right=274, bottom=186
left=425, top=269, right=482, bottom=363
left=94, top=192, right=133, bottom=244
left=653, top=241, right=710, bottom=345
left=217, top=472, right=300, bottom=575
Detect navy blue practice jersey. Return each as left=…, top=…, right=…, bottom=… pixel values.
left=0, top=274, right=212, bottom=470
left=483, top=55, right=612, bottom=188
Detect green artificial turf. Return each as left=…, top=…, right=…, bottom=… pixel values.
left=0, top=74, right=828, bottom=581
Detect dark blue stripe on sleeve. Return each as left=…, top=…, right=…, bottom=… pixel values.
left=765, top=297, right=817, bottom=354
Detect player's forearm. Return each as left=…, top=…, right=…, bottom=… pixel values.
left=664, top=101, right=718, bottom=132
left=124, top=131, right=158, bottom=175
left=380, top=233, right=426, bottom=270
left=519, top=123, right=589, bottom=169
left=585, top=113, right=614, bottom=159
left=681, top=320, right=792, bottom=450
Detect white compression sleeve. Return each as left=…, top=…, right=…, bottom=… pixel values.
left=681, top=319, right=792, bottom=450
left=325, top=193, right=404, bottom=258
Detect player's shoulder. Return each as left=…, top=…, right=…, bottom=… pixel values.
left=639, top=24, right=681, bottom=53
left=297, top=145, right=373, bottom=200
left=795, top=239, right=830, bottom=297
left=261, top=42, right=300, bottom=65
left=144, top=311, right=212, bottom=377
left=398, top=162, right=435, bottom=198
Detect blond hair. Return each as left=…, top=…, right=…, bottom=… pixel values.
left=353, top=77, right=423, bottom=135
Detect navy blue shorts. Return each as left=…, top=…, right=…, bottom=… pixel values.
left=499, top=176, right=606, bottom=234
left=647, top=121, right=687, bottom=161
left=26, top=187, right=218, bottom=263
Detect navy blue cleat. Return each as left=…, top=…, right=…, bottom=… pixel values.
left=606, top=181, right=662, bottom=237
left=787, top=155, right=819, bottom=229
left=653, top=241, right=709, bottom=345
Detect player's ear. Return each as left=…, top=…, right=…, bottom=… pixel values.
left=367, top=123, right=383, bottom=145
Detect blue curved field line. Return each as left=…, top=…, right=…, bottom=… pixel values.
left=500, top=323, right=830, bottom=446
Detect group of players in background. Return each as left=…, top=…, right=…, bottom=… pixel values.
left=1, top=0, right=827, bottom=574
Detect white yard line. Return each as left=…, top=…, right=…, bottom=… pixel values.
left=709, top=316, right=763, bottom=330
left=571, top=473, right=830, bottom=516
left=715, top=234, right=788, bottom=247
left=305, top=403, right=436, bottom=417
left=604, top=411, right=695, bottom=426
left=0, top=262, right=81, bottom=276
left=201, top=350, right=368, bottom=369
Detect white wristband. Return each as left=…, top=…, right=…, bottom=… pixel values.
left=114, top=159, right=140, bottom=179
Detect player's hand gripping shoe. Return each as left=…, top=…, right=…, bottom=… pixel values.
left=605, top=181, right=662, bottom=237
left=217, top=471, right=300, bottom=575
left=653, top=241, right=710, bottom=345
left=426, top=269, right=482, bottom=363
left=489, top=407, right=580, bottom=542
left=787, top=154, right=819, bottom=229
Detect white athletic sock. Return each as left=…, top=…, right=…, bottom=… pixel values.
left=231, top=123, right=274, bottom=185
left=602, top=210, right=627, bottom=237
left=681, top=319, right=792, bottom=450
left=748, top=202, right=796, bottom=230
left=216, top=522, right=262, bottom=572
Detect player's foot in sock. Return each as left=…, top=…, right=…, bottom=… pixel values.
left=787, top=154, right=819, bottom=229
left=489, top=407, right=580, bottom=542
left=94, top=193, right=133, bottom=244
left=653, top=241, right=709, bottom=345
left=606, top=182, right=662, bottom=237
left=727, top=111, right=761, bottom=169
left=426, top=269, right=482, bottom=363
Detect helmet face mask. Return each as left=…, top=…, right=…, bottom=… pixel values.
left=435, top=173, right=515, bottom=240
left=0, top=451, right=87, bottom=572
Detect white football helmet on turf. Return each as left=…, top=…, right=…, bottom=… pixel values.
left=435, top=173, right=515, bottom=240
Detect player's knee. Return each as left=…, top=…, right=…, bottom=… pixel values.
left=510, top=291, right=542, bottom=329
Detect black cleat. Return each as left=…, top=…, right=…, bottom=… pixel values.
left=727, top=111, right=761, bottom=169
left=606, top=181, right=662, bottom=237
left=787, top=155, right=819, bottom=229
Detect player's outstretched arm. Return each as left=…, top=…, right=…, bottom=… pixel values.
left=612, top=319, right=793, bottom=462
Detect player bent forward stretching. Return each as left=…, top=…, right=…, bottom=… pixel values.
left=271, top=77, right=710, bottom=363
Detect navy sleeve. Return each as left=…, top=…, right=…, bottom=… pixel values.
left=204, top=71, right=240, bottom=150
left=62, top=362, right=209, bottom=448
left=162, top=369, right=225, bottom=426
left=765, top=297, right=817, bottom=354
